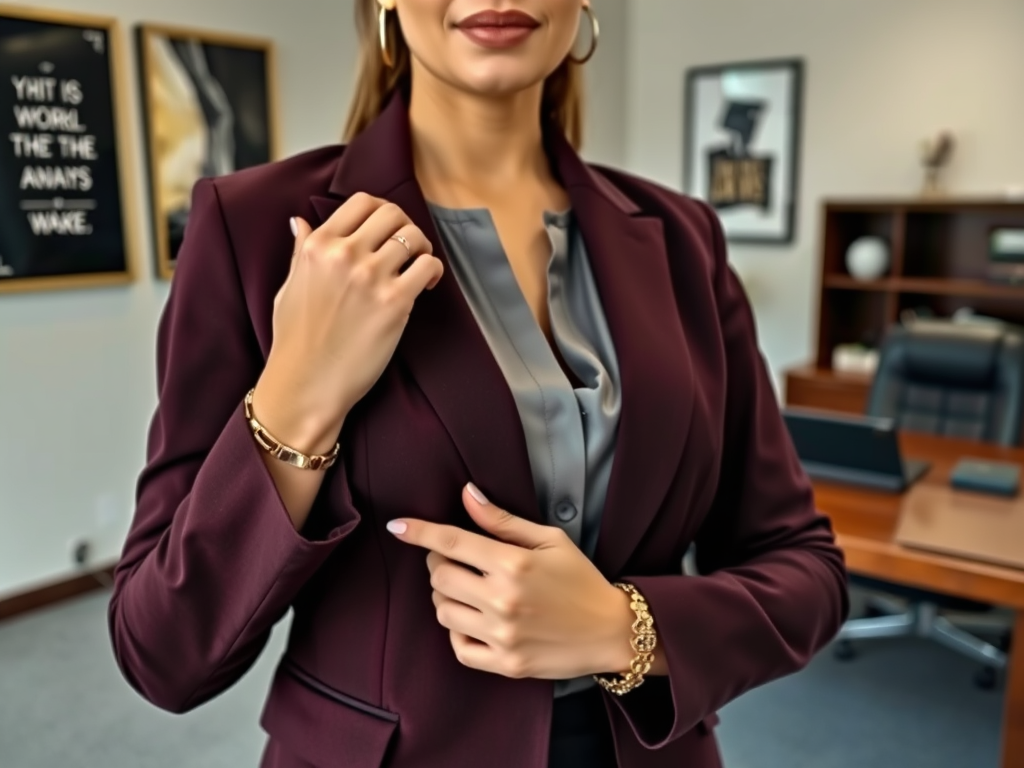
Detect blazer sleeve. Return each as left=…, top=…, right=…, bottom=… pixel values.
left=607, top=203, right=849, bottom=748
left=108, top=179, right=361, bottom=714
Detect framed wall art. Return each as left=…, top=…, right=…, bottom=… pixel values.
left=684, top=58, right=804, bottom=245
left=0, top=4, right=136, bottom=293
left=136, top=23, right=280, bottom=280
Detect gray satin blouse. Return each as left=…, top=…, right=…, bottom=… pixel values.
left=428, top=204, right=622, bottom=698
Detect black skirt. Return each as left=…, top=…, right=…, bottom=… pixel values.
left=547, top=685, right=618, bottom=768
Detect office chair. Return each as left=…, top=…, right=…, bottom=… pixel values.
left=834, top=320, right=1024, bottom=688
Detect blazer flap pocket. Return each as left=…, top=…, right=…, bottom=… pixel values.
left=260, top=660, right=398, bottom=768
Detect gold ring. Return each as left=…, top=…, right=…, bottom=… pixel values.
left=390, top=234, right=411, bottom=256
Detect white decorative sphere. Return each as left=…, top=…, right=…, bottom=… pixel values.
left=845, top=236, right=891, bottom=281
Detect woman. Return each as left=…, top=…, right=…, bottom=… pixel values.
left=109, top=2, right=848, bottom=767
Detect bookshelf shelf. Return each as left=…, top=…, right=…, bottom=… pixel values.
left=784, top=198, right=1024, bottom=413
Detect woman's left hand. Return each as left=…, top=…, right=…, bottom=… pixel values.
left=387, top=483, right=636, bottom=681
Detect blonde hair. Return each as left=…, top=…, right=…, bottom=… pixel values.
left=343, top=0, right=585, bottom=149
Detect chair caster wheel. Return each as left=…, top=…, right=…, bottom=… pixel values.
left=833, top=640, right=856, bottom=661
left=974, top=666, right=998, bottom=691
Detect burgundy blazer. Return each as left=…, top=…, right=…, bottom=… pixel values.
left=109, top=95, right=848, bottom=768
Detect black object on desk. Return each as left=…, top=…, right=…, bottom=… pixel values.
left=782, top=408, right=931, bottom=492
left=950, top=458, right=1021, bottom=497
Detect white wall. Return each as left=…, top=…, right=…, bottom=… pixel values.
left=582, top=0, right=628, bottom=167
left=0, top=0, right=626, bottom=598
left=25, top=0, right=1024, bottom=599
left=0, top=0, right=356, bottom=599
left=626, top=0, right=1024, bottom=376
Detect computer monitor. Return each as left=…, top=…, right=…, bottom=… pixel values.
left=782, top=407, right=931, bottom=492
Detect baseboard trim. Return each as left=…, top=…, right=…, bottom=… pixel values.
left=0, top=563, right=116, bottom=622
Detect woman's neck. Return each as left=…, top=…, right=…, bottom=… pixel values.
left=408, top=77, right=552, bottom=204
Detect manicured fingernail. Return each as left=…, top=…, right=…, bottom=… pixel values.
left=466, top=482, right=489, bottom=505
left=386, top=520, right=408, bottom=535
left=289, top=217, right=298, bottom=236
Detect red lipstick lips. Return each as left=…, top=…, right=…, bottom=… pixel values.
left=455, top=9, right=541, bottom=49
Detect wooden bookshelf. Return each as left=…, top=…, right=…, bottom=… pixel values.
left=823, top=275, right=1024, bottom=300
left=784, top=198, right=1024, bottom=414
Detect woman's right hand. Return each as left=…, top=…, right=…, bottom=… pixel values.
left=252, top=192, right=444, bottom=453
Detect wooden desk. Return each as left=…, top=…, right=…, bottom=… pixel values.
left=814, top=432, right=1024, bottom=768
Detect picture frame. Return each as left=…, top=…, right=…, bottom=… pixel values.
left=0, top=4, right=137, bottom=293
left=136, top=23, right=280, bottom=280
left=684, top=58, right=804, bottom=245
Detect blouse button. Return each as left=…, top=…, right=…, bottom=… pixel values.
left=554, top=500, right=578, bottom=523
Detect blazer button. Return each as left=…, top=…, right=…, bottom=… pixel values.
left=554, top=500, right=578, bottom=523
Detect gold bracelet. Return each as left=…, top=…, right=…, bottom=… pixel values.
left=593, top=582, right=657, bottom=696
left=243, top=388, right=340, bottom=471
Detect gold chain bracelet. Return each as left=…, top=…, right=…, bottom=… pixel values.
left=243, top=388, right=340, bottom=471
left=594, top=582, right=657, bottom=696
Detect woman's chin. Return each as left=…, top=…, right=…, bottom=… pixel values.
left=454, top=71, right=548, bottom=100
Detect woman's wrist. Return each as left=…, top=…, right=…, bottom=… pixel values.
left=251, top=375, right=346, bottom=456
left=592, top=582, right=667, bottom=692
left=596, top=582, right=642, bottom=675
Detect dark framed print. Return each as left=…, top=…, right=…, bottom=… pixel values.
left=0, top=4, right=136, bottom=293
left=136, top=24, right=280, bottom=280
left=684, top=58, right=804, bottom=245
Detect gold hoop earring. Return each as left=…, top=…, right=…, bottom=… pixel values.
left=568, top=6, right=599, bottom=65
left=380, top=6, right=395, bottom=68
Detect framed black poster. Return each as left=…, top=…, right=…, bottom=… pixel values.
left=0, top=5, right=135, bottom=293
left=684, top=59, right=803, bottom=245
left=136, top=24, right=280, bottom=280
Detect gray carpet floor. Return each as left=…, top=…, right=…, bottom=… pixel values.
left=0, top=590, right=1004, bottom=768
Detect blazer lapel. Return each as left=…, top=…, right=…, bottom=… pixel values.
left=550, top=136, right=696, bottom=577
left=312, top=97, right=542, bottom=525
left=311, top=95, right=696, bottom=572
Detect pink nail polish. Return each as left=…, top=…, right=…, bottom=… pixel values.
left=289, top=217, right=298, bottom=236
left=386, top=520, right=408, bottom=535
left=466, top=482, right=489, bottom=505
